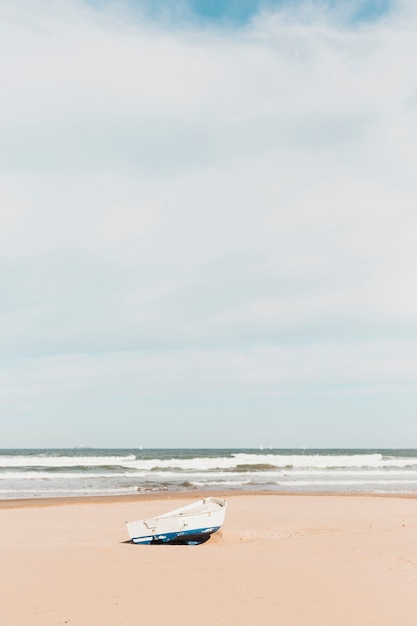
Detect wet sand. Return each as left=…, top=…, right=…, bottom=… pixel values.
left=1, top=493, right=417, bottom=625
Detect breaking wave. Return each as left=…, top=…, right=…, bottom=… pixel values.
left=1, top=448, right=417, bottom=498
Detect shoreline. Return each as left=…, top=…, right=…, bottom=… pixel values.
left=1, top=489, right=417, bottom=509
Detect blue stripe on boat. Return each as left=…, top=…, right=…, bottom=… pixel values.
left=131, top=526, right=221, bottom=545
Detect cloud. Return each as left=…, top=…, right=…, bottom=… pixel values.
left=1, top=0, right=417, bottom=444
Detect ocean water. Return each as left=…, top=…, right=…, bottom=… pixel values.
left=1, top=448, right=417, bottom=499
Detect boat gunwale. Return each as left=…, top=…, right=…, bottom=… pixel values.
left=154, top=497, right=226, bottom=520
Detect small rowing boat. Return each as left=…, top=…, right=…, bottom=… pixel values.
left=126, top=497, right=227, bottom=545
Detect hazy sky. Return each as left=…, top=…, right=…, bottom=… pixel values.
left=1, top=0, right=417, bottom=448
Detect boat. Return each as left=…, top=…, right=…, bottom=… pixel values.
left=126, top=497, right=227, bottom=545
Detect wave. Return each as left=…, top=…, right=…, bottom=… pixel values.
left=1, top=449, right=417, bottom=499
left=0, top=470, right=145, bottom=480
left=3, top=467, right=417, bottom=482
left=1, top=452, right=417, bottom=472
left=0, top=486, right=139, bottom=497
left=136, top=453, right=416, bottom=472
left=279, top=479, right=417, bottom=486
left=0, top=455, right=136, bottom=468
left=284, top=469, right=417, bottom=477
left=235, top=463, right=279, bottom=472
left=189, top=479, right=254, bottom=487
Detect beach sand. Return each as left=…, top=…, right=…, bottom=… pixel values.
left=1, top=493, right=417, bottom=625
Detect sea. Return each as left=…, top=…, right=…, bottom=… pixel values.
left=1, top=448, right=417, bottom=500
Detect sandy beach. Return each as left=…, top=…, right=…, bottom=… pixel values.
left=1, top=493, right=417, bottom=625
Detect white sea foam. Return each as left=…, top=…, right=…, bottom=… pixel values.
left=233, top=453, right=387, bottom=468
left=0, top=455, right=136, bottom=468
left=0, top=471, right=145, bottom=479
left=287, top=469, right=417, bottom=476
left=278, top=479, right=417, bottom=486
left=0, top=486, right=137, bottom=497
left=3, top=468, right=415, bottom=482
left=1, top=450, right=417, bottom=498
left=190, top=480, right=254, bottom=487
left=1, top=452, right=416, bottom=472
left=124, top=453, right=417, bottom=472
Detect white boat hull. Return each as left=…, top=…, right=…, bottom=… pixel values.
left=126, top=497, right=227, bottom=545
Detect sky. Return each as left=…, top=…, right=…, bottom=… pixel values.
left=1, top=0, right=417, bottom=448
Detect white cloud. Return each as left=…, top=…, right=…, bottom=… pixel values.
left=1, top=0, right=417, bottom=444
